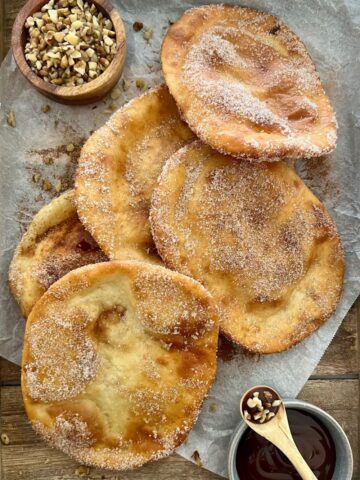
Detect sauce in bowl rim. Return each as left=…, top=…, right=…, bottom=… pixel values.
left=228, top=398, right=353, bottom=480
left=236, top=407, right=336, bottom=479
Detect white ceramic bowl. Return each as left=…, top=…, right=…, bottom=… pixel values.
left=228, top=399, right=353, bottom=480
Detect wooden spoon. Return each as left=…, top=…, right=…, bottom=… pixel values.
left=240, top=385, right=317, bottom=480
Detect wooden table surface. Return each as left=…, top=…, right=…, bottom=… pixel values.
left=0, top=1, right=359, bottom=479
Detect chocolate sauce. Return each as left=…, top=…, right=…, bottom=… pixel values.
left=236, top=409, right=336, bottom=480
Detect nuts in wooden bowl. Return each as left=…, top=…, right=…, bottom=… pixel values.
left=12, top=0, right=126, bottom=104
left=24, top=0, right=118, bottom=87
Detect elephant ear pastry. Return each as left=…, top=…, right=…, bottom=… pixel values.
left=9, top=190, right=107, bottom=319
left=150, top=141, right=344, bottom=353
left=22, top=260, right=219, bottom=470
left=161, top=5, right=337, bottom=161
left=75, top=84, right=194, bottom=264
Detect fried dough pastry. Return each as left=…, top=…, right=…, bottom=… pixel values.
left=150, top=141, right=344, bottom=353
left=161, top=5, right=337, bottom=161
left=9, top=190, right=107, bottom=319
left=75, top=84, right=194, bottom=263
left=22, top=261, right=218, bottom=470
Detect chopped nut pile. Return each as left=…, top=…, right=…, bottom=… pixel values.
left=24, top=0, right=118, bottom=86
left=242, top=388, right=282, bottom=424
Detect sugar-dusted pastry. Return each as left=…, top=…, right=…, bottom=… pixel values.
left=22, top=261, right=218, bottom=469
left=75, top=84, right=194, bottom=263
left=150, top=141, right=344, bottom=353
left=161, top=5, right=337, bottom=161
left=9, top=190, right=107, bottom=318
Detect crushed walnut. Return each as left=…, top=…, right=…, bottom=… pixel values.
left=110, top=87, right=121, bottom=100
left=103, top=101, right=118, bottom=114
left=133, top=21, right=143, bottom=32
left=75, top=465, right=91, bottom=477
left=242, top=387, right=282, bottom=424
left=143, top=29, right=153, bottom=42
left=136, top=78, right=146, bottom=90
left=41, top=104, right=51, bottom=113
left=1, top=433, right=10, bottom=445
left=24, top=0, right=117, bottom=86
left=191, top=450, right=203, bottom=467
left=32, top=173, right=41, bottom=183
left=55, top=179, right=62, bottom=192
left=6, top=111, right=16, bottom=128
left=42, top=179, right=52, bottom=191
left=121, top=78, right=130, bottom=91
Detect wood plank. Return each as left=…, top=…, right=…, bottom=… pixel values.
left=313, top=298, right=359, bottom=376
left=2, top=0, right=26, bottom=59
left=298, top=380, right=358, bottom=469
left=0, top=385, right=221, bottom=480
left=0, top=358, right=20, bottom=385
left=1, top=381, right=358, bottom=479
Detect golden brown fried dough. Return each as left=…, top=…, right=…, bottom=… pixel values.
left=22, top=261, right=218, bottom=470
left=150, top=141, right=344, bottom=353
left=75, top=84, right=194, bottom=263
left=161, top=5, right=337, bottom=160
left=9, top=190, right=107, bottom=318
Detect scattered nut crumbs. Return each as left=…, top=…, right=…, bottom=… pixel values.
left=143, top=29, right=153, bottom=41
left=110, top=87, right=121, bottom=100
left=32, top=173, right=41, bottom=183
left=75, top=465, right=91, bottom=476
left=6, top=111, right=16, bottom=128
left=133, top=21, right=143, bottom=32
left=1, top=433, right=10, bottom=445
left=191, top=450, right=203, bottom=467
left=44, top=458, right=50, bottom=464
left=41, top=104, right=51, bottom=113
left=103, top=102, right=117, bottom=114
left=122, top=78, right=130, bottom=91
left=66, top=143, right=75, bottom=152
left=42, top=179, right=52, bottom=191
left=24, top=0, right=118, bottom=86
left=210, top=403, right=218, bottom=413
left=136, top=79, right=146, bottom=89
left=43, top=157, right=54, bottom=164
left=55, top=180, right=62, bottom=192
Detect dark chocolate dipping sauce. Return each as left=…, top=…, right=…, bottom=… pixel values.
left=236, top=409, right=336, bottom=480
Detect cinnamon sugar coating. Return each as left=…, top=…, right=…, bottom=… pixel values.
left=75, top=84, right=194, bottom=264
left=150, top=141, right=344, bottom=353
left=161, top=5, right=337, bottom=161
left=22, top=261, right=218, bottom=470
left=9, top=190, right=107, bottom=318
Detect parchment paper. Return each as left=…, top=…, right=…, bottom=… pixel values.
left=1, top=0, right=360, bottom=477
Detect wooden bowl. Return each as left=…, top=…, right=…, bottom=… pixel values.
left=11, top=0, right=126, bottom=105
